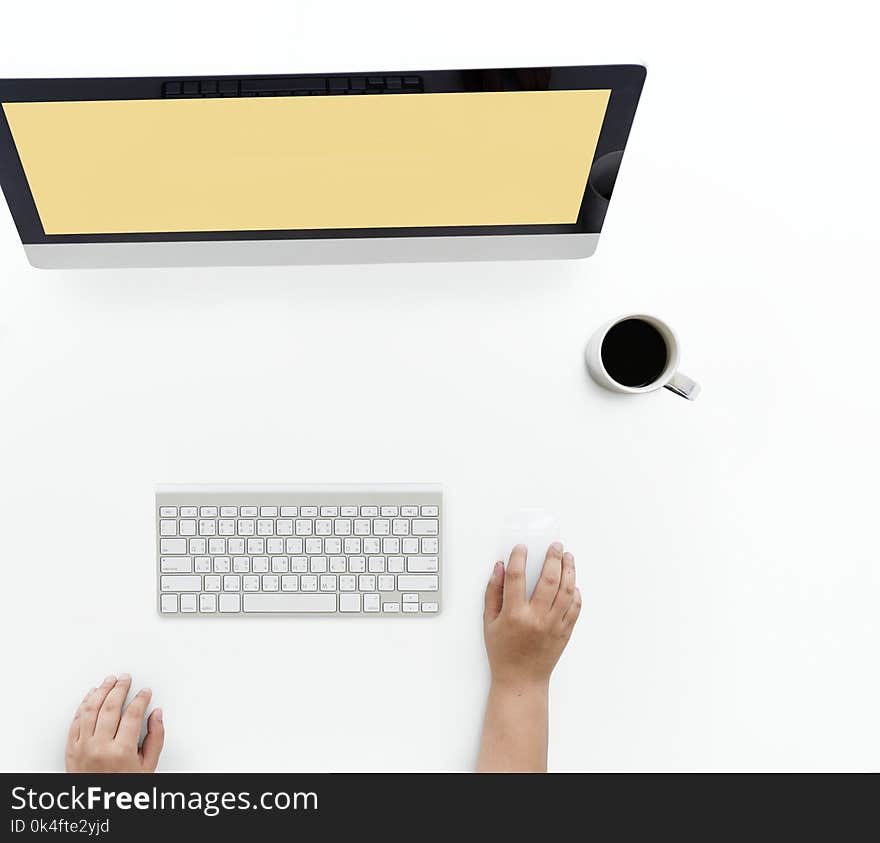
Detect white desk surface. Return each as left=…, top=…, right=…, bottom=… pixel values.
left=1, top=0, right=878, bottom=772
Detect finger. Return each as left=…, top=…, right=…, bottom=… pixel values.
left=79, top=676, right=117, bottom=736
left=483, top=561, right=505, bottom=623
left=140, top=708, right=165, bottom=771
left=562, top=586, right=583, bottom=630
left=550, top=552, right=576, bottom=618
left=502, top=544, right=527, bottom=609
left=530, top=542, right=564, bottom=610
left=95, top=674, right=132, bottom=738
left=116, top=687, right=152, bottom=746
left=67, top=709, right=82, bottom=746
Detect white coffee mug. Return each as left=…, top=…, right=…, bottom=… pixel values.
left=585, top=314, right=700, bottom=400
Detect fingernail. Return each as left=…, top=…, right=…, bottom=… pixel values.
left=103, top=675, right=116, bottom=685
left=551, top=541, right=563, bottom=553
left=140, top=687, right=152, bottom=695
left=118, top=673, right=131, bottom=682
left=154, top=708, right=163, bottom=722
left=492, top=561, right=503, bottom=579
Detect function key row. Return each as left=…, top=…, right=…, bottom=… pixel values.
left=159, top=505, right=438, bottom=518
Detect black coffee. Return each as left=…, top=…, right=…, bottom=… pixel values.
left=600, top=318, right=669, bottom=387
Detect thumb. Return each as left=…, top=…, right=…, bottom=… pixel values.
left=483, top=561, right=505, bottom=623
left=140, top=708, right=165, bottom=772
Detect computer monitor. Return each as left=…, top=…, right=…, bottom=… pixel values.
left=0, top=65, right=645, bottom=268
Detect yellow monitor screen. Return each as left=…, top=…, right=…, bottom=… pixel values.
left=2, top=89, right=610, bottom=236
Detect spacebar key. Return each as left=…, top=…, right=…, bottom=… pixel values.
left=243, top=594, right=336, bottom=613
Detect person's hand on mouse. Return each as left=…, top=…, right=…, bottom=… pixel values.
left=477, top=543, right=581, bottom=771
left=65, top=674, right=164, bottom=773
left=483, top=542, right=581, bottom=687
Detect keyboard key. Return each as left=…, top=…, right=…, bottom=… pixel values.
left=387, top=556, right=405, bottom=573
left=334, top=519, right=351, bottom=535
left=392, top=519, right=409, bottom=535
left=180, top=507, right=198, bottom=518
left=180, top=594, right=197, bottom=612
left=325, top=537, right=342, bottom=554
left=402, top=602, right=419, bottom=613
left=220, top=506, right=238, bottom=517
left=398, top=575, right=439, bottom=591
left=209, top=538, right=226, bottom=554
left=247, top=538, right=265, bottom=554
left=296, top=519, right=313, bottom=535
left=344, top=537, right=361, bottom=554
left=358, top=575, right=376, bottom=591
left=271, top=556, right=289, bottom=573
left=286, top=538, right=304, bottom=554
left=339, top=575, right=356, bottom=591
left=340, top=506, right=358, bottom=516
left=213, top=557, right=230, bottom=573
left=300, top=576, right=318, bottom=592
left=280, top=506, right=298, bottom=517
left=189, top=538, right=207, bottom=554
left=161, top=556, right=192, bottom=573
left=223, top=575, right=240, bottom=591
left=402, top=593, right=419, bottom=603
left=421, top=537, right=439, bottom=554
left=233, top=557, right=250, bottom=572
left=315, top=519, right=332, bottom=535
left=300, top=506, right=318, bottom=517
left=353, top=519, right=371, bottom=536
left=199, top=519, right=216, bottom=536
left=421, top=506, right=439, bottom=516
left=407, top=556, right=439, bottom=572
left=310, top=556, right=328, bottom=573
left=161, top=575, right=201, bottom=592
left=363, top=593, right=380, bottom=612
left=378, top=575, right=395, bottom=591
left=412, top=519, right=438, bottom=535
left=401, top=506, right=419, bottom=517
left=381, top=506, right=398, bottom=516
left=329, top=556, right=346, bottom=572
left=238, top=519, right=255, bottom=535
left=243, top=576, right=260, bottom=592
left=204, top=575, right=221, bottom=592
left=276, top=519, right=293, bottom=535
left=218, top=519, right=235, bottom=535
left=289, top=556, right=308, bottom=573
left=199, top=594, right=217, bottom=613
left=368, top=556, right=385, bottom=573
left=266, top=538, right=284, bottom=554
left=159, top=506, right=178, bottom=517
left=320, top=506, right=338, bottom=516
left=200, top=506, right=218, bottom=517
left=228, top=538, right=245, bottom=554
left=160, top=538, right=187, bottom=554
left=383, top=537, right=400, bottom=554
left=402, top=537, right=419, bottom=554
left=194, top=557, right=211, bottom=573
left=360, top=506, right=378, bottom=517
left=340, top=593, right=361, bottom=612
left=257, top=519, right=274, bottom=535
left=349, top=556, right=366, bottom=573
left=421, top=602, right=439, bottom=613
left=262, top=575, right=279, bottom=592
left=252, top=556, right=269, bottom=573
left=260, top=506, right=278, bottom=517
left=320, top=575, right=338, bottom=592
left=159, top=520, right=177, bottom=536
left=363, top=538, right=380, bottom=554
left=306, top=538, right=323, bottom=554
left=179, top=520, right=197, bottom=536
left=282, top=575, right=299, bottom=591
left=219, top=594, right=241, bottom=613
left=160, top=594, right=178, bottom=613
left=373, top=519, right=390, bottom=536
left=243, top=594, right=336, bottom=613
left=383, top=602, right=400, bottom=613
left=240, top=506, right=258, bottom=517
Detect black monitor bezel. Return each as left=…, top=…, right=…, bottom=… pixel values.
left=0, top=64, right=645, bottom=245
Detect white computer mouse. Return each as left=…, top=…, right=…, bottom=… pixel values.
left=497, top=509, right=562, bottom=600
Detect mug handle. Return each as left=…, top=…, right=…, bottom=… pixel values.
left=664, top=372, right=700, bottom=400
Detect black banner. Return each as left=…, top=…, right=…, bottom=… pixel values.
left=1, top=773, right=875, bottom=839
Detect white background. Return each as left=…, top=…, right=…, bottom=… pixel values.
left=1, top=0, right=878, bottom=772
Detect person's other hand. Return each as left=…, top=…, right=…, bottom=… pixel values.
left=483, top=543, right=581, bottom=688
left=65, top=674, right=164, bottom=772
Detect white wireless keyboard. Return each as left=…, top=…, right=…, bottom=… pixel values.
left=155, top=484, right=442, bottom=617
